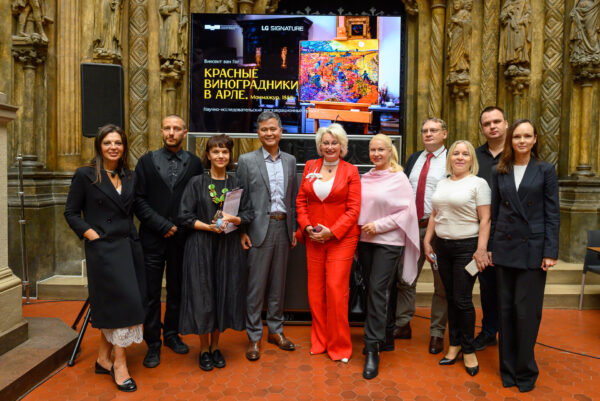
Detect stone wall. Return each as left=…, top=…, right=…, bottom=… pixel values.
left=0, top=0, right=598, bottom=294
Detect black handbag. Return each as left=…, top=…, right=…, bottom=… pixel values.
left=348, top=254, right=367, bottom=317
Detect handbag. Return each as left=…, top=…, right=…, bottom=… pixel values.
left=348, top=253, right=367, bottom=317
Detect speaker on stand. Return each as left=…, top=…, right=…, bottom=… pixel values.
left=81, top=63, right=124, bottom=137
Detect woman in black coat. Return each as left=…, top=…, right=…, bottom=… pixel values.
left=64, top=124, right=145, bottom=392
left=488, top=119, right=559, bottom=393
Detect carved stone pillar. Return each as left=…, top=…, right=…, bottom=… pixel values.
left=11, top=39, right=47, bottom=169
left=56, top=0, right=82, bottom=171
left=428, top=2, right=446, bottom=118
left=506, top=69, right=530, bottom=120
left=449, top=84, right=470, bottom=145
left=160, top=68, right=183, bottom=117
left=573, top=69, right=599, bottom=177
left=0, top=93, right=28, bottom=355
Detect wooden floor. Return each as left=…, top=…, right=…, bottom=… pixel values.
left=20, top=301, right=600, bottom=401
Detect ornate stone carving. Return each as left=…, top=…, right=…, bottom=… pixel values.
left=539, top=0, right=565, bottom=166
left=93, top=0, right=123, bottom=62
left=11, top=0, right=51, bottom=44
left=11, top=45, right=46, bottom=66
left=265, top=0, right=280, bottom=13
left=569, top=0, right=600, bottom=67
left=447, top=0, right=472, bottom=85
left=499, top=0, right=531, bottom=73
left=480, top=0, right=500, bottom=112
left=215, top=0, right=236, bottom=13
left=159, top=0, right=187, bottom=76
left=238, top=0, right=253, bottom=14
left=128, top=0, right=149, bottom=164
left=428, top=4, right=446, bottom=118
left=401, top=0, right=419, bottom=15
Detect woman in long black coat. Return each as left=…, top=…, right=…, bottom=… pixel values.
left=64, top=124, right=145, bottom=392
left=488, top=119, right=559, bottom=393
left=178, top=134, right=252, bottom=371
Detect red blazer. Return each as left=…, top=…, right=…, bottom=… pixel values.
left=296, top=158, right=361, bottom=241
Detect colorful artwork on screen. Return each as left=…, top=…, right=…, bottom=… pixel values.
left=299, top=39, right=379, bottom=104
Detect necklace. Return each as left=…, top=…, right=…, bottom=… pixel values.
left=208, top=173, right=229, bottom=207
left=323, top=159, right=340, bottom=173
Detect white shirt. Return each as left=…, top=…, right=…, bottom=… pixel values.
left=313, top=177, right=335, bottom=201
left=408, top=146, right=447, bottom=219
left=431, top=175, right=491, bottom=240
left=513, top=165, right=527, bottom=190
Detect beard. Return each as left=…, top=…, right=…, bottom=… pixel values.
left=163, top=136, right=184, bottom=149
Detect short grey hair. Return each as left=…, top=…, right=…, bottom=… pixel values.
left=315, top=123, right=349, bottom=157
left=256, top=111, right=282, bottom=128
left=421, top=117, right=447, bottom=132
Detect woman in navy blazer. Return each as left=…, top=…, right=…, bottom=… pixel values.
left=488, top=119, right=559, bottom=393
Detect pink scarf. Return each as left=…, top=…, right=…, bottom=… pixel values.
left=358, top=168, right=420, bottom=285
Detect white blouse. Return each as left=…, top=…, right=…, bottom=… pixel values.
left=313, top=177, right=335, bottom=201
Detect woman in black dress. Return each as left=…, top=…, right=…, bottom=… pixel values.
left=178, top=134, right=253, bottom=371
left=64, top=124, right=145, bottom=392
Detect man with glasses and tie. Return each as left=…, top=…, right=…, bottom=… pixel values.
left=391, top=118, right=449, bottom=354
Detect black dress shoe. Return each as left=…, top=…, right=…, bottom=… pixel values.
left=363, top=352, right=380, bottom=380
left=143, top=346, right=161, bottom=368
left=393, top=323, right=412, bottom=339
left=199, top=352, right=214, bottom=371
left=518, top=385, right=534, bottom=393
left=439, top=350, right=462, bottom=365
left=110, top=367, right=137, bottom=392
left=211, top=349, right=226, bottom=368
left=473, top=332, right=497, bottom=351
left=429, top=336, right=444, bottom=354
left=164, top=335, right=190, bottom=354
left=465, top=364, right=479, bottom=376
left=94, top=361, right=111, bottom=375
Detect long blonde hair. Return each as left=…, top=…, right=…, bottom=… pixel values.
left=370, top=134, right=403, bottom=172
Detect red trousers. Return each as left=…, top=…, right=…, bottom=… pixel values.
left=305, top=234, right=358, bottom=360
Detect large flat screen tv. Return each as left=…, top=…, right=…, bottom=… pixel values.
left=189, top=14, right=401, bottom=134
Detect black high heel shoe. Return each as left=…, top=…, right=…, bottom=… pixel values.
left=439, top=350, right=462, bottom=365
left=110, top=367, right=137, bottom=392
left=94, top=361, right=111, bottom=375
left=465, top=364, right=479, bottom=376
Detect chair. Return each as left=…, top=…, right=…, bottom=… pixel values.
left=579, top=230, right=600, bottom=310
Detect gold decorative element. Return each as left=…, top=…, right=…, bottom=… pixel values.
left=539, top=0, right=565, bottom=167
left=345, top=16, right=370, bottom=39
left=93, top=0, right=123, bottom=63
left=499, top=0, right=531, bottom=71
left=128, top=0, right=149, bottom=164
left=480, top=0, right=500, bottom=113
left=11, top=0, right=51, bottom=44
left=569, top=0, right=600, bottom=67
left=447, top=0, right=472, bottom=85
left=216, top=0, right=235, bottom=14
left=428, top=3, right=446, bottom=118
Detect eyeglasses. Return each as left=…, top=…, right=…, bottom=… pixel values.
left=421, top=128, right=441, bottom=134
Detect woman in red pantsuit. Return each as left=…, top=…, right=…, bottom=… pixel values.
left=296, top=123, right=361, bottom=362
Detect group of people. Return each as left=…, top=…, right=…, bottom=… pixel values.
left=64, top=107, right=559, bottom=393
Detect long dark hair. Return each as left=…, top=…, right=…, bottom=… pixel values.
left=497, top=118, right=538, bottom=174
left=202, top=134, right=235, bottom=170
left=90, top=124, right=129, bottom=182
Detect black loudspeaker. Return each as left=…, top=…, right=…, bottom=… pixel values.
left=81, top=63, right=124, bottom=138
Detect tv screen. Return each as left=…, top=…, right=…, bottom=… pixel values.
left=189, top=14, right=402, bottom=134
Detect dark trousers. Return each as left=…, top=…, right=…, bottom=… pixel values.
left=434, top=236, right=478, bottom=354
left=143, top=237, right=184, bottom=347
left=497, top=265, right=546, bottom=391
left=357, top=241, right=403, bottom=351
left=478, top=264, right=498, bottom=337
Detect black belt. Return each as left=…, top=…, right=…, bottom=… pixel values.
left=269, top=213, right=287, bottom=221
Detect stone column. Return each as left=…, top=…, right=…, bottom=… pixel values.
left=11, top=41, right=46, bottom=169
left=573, top=72, right=598, bottom=177
left=427, top=2, right=446, bottom=119
left=0, top=93, right=28, bottom=356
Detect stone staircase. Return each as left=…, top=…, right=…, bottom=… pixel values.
left=37, top=260, right=600, bottom=309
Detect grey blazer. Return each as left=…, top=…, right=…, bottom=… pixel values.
left=236, top=148, right=298, bottom=247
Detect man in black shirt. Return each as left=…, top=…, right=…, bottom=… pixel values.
left=474, top=106, right=508, bottom=350
left=135, top=115, right=204, bottom=367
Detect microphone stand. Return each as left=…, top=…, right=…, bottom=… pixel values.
left=16, top=154, right=30, bottom=304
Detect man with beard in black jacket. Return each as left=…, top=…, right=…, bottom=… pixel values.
left=135, top=115, right=204, bottom=368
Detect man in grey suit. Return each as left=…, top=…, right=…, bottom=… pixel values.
left=237, top=111, right=298, bottom=361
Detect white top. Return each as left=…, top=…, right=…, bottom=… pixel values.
left=313, top=177, right=335, bottom=201
left=431, top=174, right=491, bottom=240
left=513, top=165, right=527, bottom=190
left=408, top=146, right=447, bottom=218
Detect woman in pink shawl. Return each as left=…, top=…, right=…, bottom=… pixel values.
left=357, top=134, right=420, bottom=379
